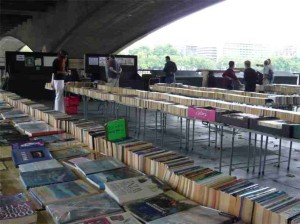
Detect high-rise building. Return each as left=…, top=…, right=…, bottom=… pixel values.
left=197, top=46, right=218, bottom=60
left=222, top=42, right=272, bottom=59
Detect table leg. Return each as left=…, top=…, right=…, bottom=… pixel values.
left=219, top=126, right=224, bottom=172
left=229, top=128, right=235, bottom=175
left=278, top=139, right=282, bottom=167
left=262, top=136, right=269, bottom=175
left=247, top=132, right=252, bottom=172
left=287, top=141, right=293, bottom=171
left=252, top=134, right=257, bottom=173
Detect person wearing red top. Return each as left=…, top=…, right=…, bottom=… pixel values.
left=222, top=61, right=241, bottom=90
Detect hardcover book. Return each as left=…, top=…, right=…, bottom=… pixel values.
left=76, top=157, right=126, bottom=175
left=46, top=193, right=122, bottom=224
left=87, top=167, right=143, bottom=190
left=29, top=179, right=98, bottom=206
left=125, top=191, right=197, bottom=222
left=0, top=193, right=37, bottom=224
left=106, top=176, right=163, bottom=205
left=19, top=159, right=63, bottom=173
left=12, top=146, right=52, bottom=167
left=20, top=167, right=77, bottom=189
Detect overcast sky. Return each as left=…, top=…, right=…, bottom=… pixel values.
left=125, top=0, right=300, bottom=51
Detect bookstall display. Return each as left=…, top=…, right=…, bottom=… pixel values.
left=1, top=89, right=300, bottom=224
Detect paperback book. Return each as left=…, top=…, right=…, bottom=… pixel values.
left=50, top=146, right=91, bottom=160
left=72, top=212, right=141, bottom=224
left=33, top=133, right=75, bottom=143
left=12, top=146, right=52, bottom=167
left=16, top=121, right=64, bottom=137
left=106, top=176, right=163, bottom=205
left=125, top=191, right=197, bottom=222
left=29, top=179, right=99, bottom=206
left=76, top=157, right=126, bottom=175
left=87, top=167, right=143, bottom=190
left=20, top=167, right=77, bottom=189
left=0, top=193, right=37, bottom=224
left=46, top=193, right=122, bottom=224
left=11, top=140, right=45, bottom=150
left=18, top=159, right=63, bottom=173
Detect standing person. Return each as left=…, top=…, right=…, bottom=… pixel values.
left=52, top=50, right=68, bottom=113
left=263, top=60, right=274, bottom=85
left=243, top=60, right=258, bottom=92
left=163, top=56, right=177, bottom=84
left=107, top=55, right=122, bottom=87
left=222, top=61, right=241, bottom=90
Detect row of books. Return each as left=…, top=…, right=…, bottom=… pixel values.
left=150, top=83, right=300, bottom=106
left=2, top=90, right=300, bottom=224
left=263, top=84, right=300, bottom=95
left=0, top=93, right=232, bottom=224
left=62, top=84, right=300, bottom=124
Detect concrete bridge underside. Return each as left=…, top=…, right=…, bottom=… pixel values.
left=1, top=0, right=223, bottom=57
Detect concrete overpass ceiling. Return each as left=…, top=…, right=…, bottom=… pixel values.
left=1, top=0, right=224, bottom=57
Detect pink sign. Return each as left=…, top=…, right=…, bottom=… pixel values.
left=188, top=106, right=216, bottom=122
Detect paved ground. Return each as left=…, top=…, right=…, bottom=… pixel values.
left=43, top=99, right=300, bottom=198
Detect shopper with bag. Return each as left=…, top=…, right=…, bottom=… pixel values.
left=107, top=55, right=122, bottom=87
left=52, top=50, right=69, bottom=113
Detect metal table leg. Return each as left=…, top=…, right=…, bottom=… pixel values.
left=287, top=141, right=293, bottom=171
left=155, top=110, right=158, bottom=145
left=180, top=117, right=183, bottom=150
left=258, top=135, right=263, bottom=176
left=192, top=119, right=195, bottom=151
left=208, top=123, right=211, bottom=147
left=186, top=119, right=190, bottom=151
left=229, top=128, right=235, bottom=175
left=219, top=126, right=224, bottom=172
left=278, top=139, right=282, bottom=167
left=143, top=108, right=146, bottom=140
left=138, top=108, right=141, bottom=137
left=252, top=134, right=257, bottom=173
left=215, top=125, right=218, bottom=149
left=164, top=113, right=167, bottom=134
left=247, top=132, right=252, bottom=172
left=262, top=136, right=269, bottom=175
left=116, top=103, right=119, bottom=119
left=161, top=112, right=164, bottom=147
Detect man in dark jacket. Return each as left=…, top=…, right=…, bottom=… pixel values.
left=243, top=60, right=258, bottom=92
left=163, top=56, right=177, bottom=84
left=222, top=61, right=241, bottom=90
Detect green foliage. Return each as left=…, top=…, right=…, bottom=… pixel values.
left=125, top=44, right=300, bottom=72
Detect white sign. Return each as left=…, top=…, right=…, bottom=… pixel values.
left=16, top=55, right=25, bottom=61
left=88, top=57, right=99, bottom=66
left=116, top=57, right=135, bottom=66
left=99, top=57, right=107, bottom=66
left=43, top=56, right=57, bottom=67
left=35, top=58, right=42, bottom=66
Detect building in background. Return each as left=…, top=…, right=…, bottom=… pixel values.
left=222, top=42, right=272, bottom=60
left=275, top=45, right=300, bottom=58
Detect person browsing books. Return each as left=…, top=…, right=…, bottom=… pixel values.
left=107, top=55, right=122, bottom=87
left=222, top=61, right=241, bottom=90
left=163, top=56, right=177, bottom=84
left=243, top=60, right=258, bottom=92
left=52, top=50, right=69, bottom=113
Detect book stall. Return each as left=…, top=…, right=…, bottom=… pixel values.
left=1, top=89, right=300, bottom=224
left=61, top=83, right=300, bottom=176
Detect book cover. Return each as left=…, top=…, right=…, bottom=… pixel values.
left=147, top=206, right=232, bottom=224
left=16, top=121, right=64, bottom=137
left=1, top=110, right=27, bottom=119
left=87, top=167, right=143, bottom=190
left=12, top=146, right=52, bottom=167
left=19, top=159, right=63, bottom=173
left=76, top=157, right=126, bottom=175
left=10, top=116, right=35, bottom=124
left=106, top=176, right=163, bottom=205
left=20, top=167, right=77, bottom=189
left=51, top=146, right=91, bottom=160
left=67, top=157, right=92, bottom=166
left=11, top=140, right=45, bottom=150
left=46, top=193, right=122, bottom=224
left=72, top=212, right=141, bottom=224
left=29, top=179, right=99, bottom=206
left=33, top=133, right=75, bottom=143
left=0, top=193, right=37, bottom=223
left=125, top=191, right=197, bottom=222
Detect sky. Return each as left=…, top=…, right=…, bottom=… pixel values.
left=124, top=0, right=300, bottom=51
